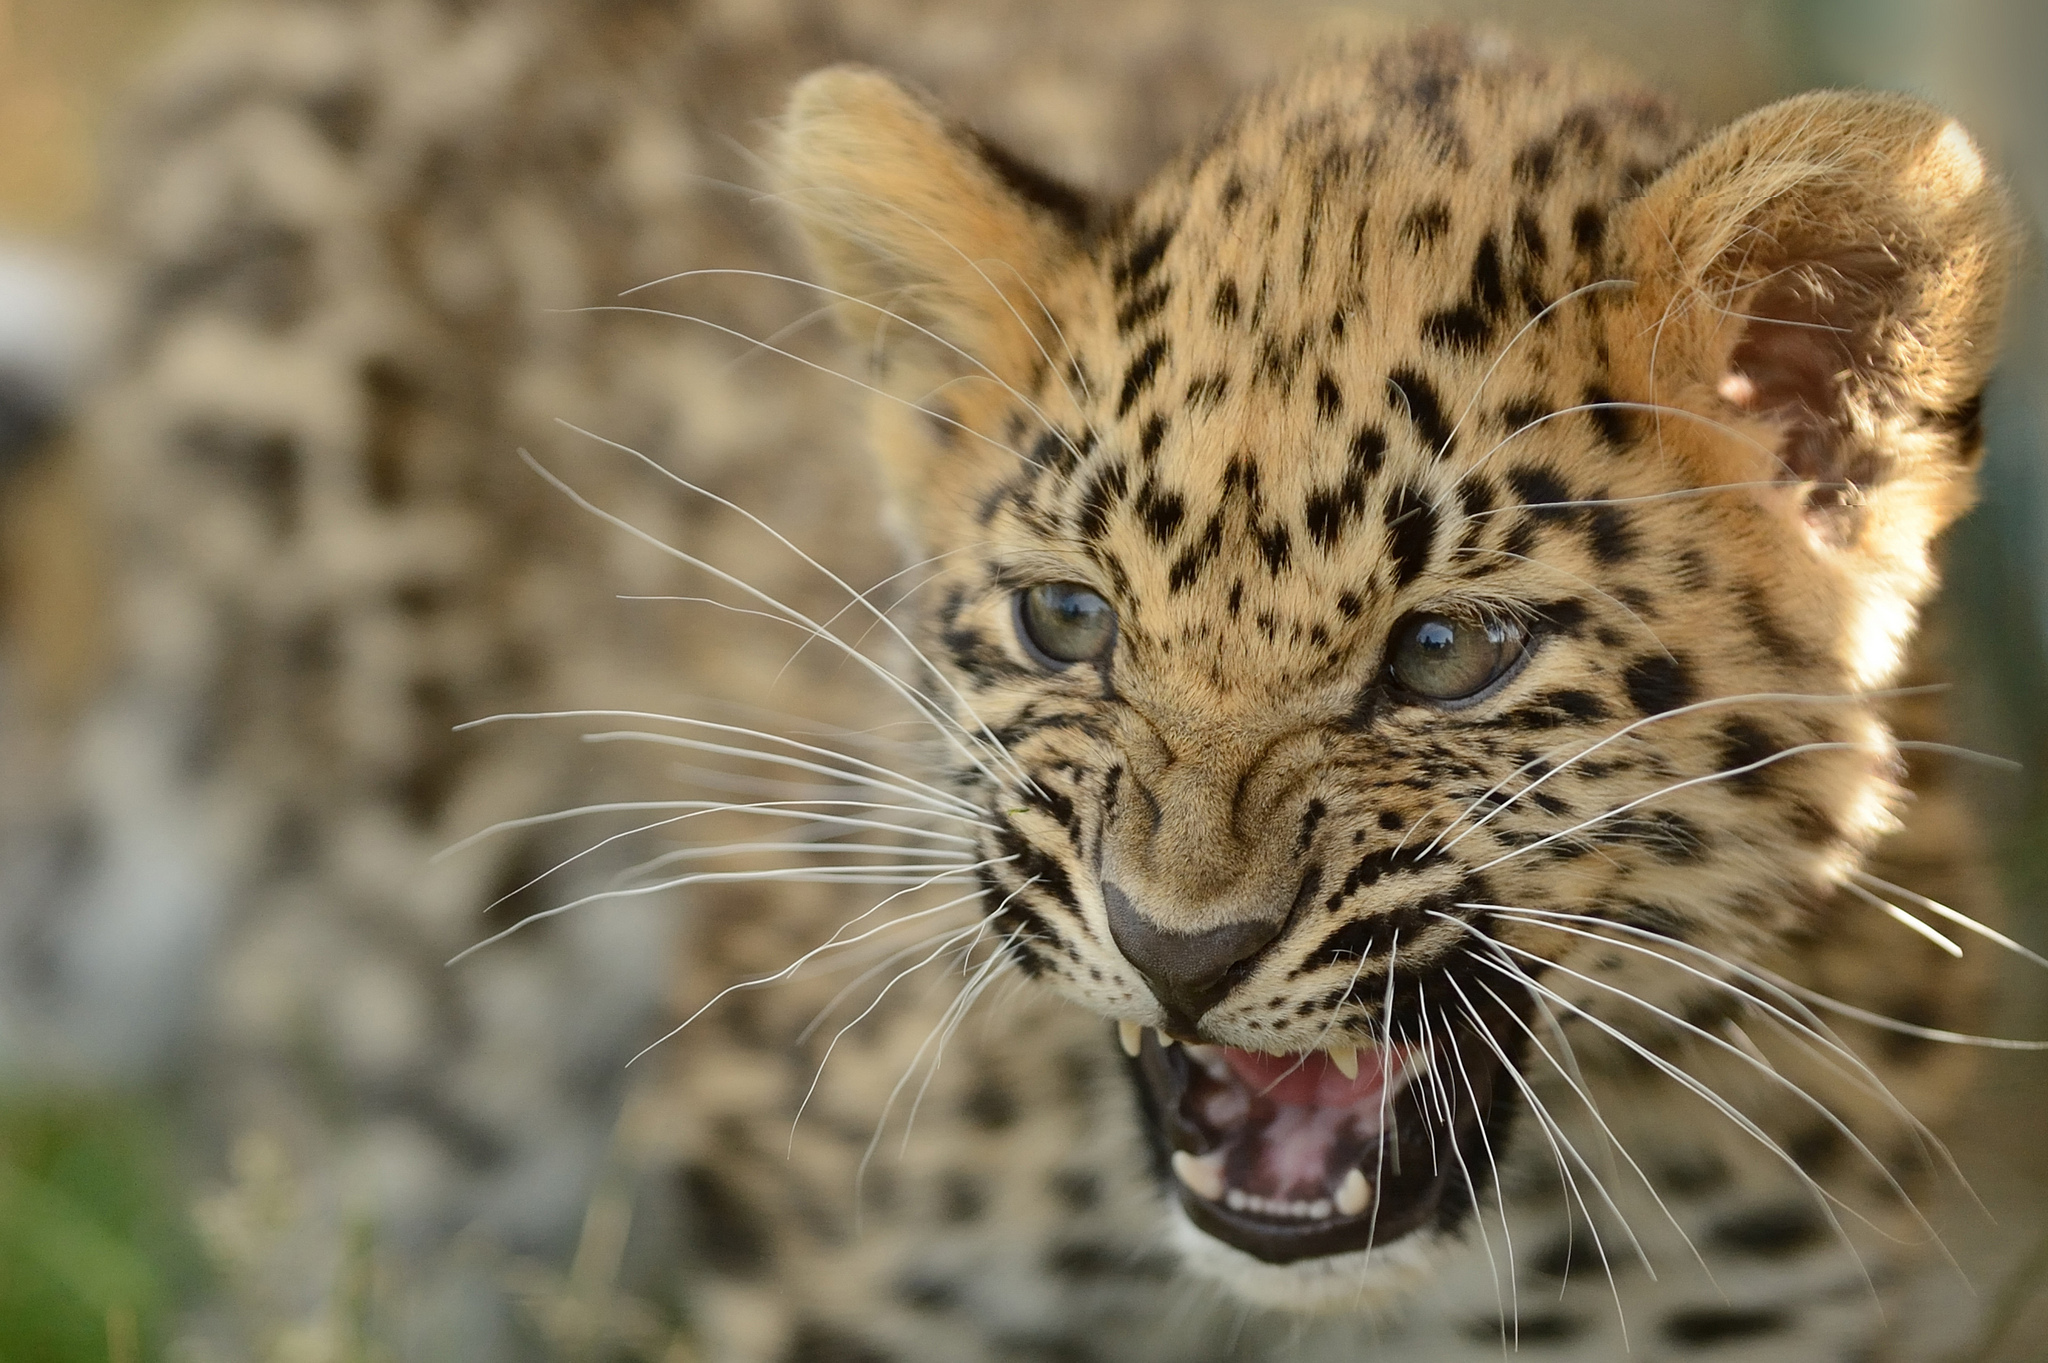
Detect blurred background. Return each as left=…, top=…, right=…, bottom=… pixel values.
left=0, top=0, right=2040, bottom=1359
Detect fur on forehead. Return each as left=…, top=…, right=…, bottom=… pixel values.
left=780, top=29, right=2011, bottom=689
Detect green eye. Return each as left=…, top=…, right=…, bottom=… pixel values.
left=1388, top=614, right=1525, bottom=702
left=1017, top=582, right=1117, bottom=666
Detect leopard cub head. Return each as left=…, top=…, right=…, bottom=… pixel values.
left=779, top=30, right=2012, bottom=1306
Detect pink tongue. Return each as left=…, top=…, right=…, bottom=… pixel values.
left=1221, top=1046, right=1391, bottom=1108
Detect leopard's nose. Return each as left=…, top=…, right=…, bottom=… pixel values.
left=1103, top=882, right=1285, bottom=1033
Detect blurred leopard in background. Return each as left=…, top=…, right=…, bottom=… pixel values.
left=6, top=1, right=2022, bottom=1360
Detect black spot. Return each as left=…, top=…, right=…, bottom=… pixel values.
left=1113, top=222, right=1176, bottom=290
left=894, top=1272, right=960, bottom=1313
left=1220, top=175, right=1247, bottom=215
left=1115, top=281, right=1170, bottom=333
left=782, top=1322, right=895, bottom=1363
left=962, top=1077, right=1018, bottom=1130
left=1212, top=278, right=1241, bottom=324
left=1468, top=232, right=1508, bottom=317
left=1716, top=720, right=1781, bottom=792
left=1660, top=1307, right=1791, bottom=1347
left=1582, top=384, right=1634, bottom=450
left=1377, top=810, right=1403, bottom=830
left=1506, top=465, right=1573, bottom=518
left=1657, top=1151, right=1732, bottom=1196
left=1257, top=522, right=1292, bottom=574
left=1166, top=512, right=1225, bottom=593
left=1384, top=484, right=1437, bottom=588
left=1571, top=204, right=1606, bottom=256
left=1400, top=201, right=1451, bottom=249
left=1513, top=206, right=1549, bottom=262
left=1075, top=463, right=1128, bottom=541
left=181, top=422, right=302, bottom=537
left=1336, top=590, right=1363, bottom=619
left=1387, top=368, right=1452, bottom=456
left=1739, top=584, right=1811, bottom=663
left=1297, top=799, right=1328, bottom=855
left=1587, top=506, right=1637, bottom=562
left=1528, top=1232, right=1582, bottom=1280
left=1137, top=482, right=1186, bottom=542
left=1050, top=1168, right=1101, bottom=1212
left=1622, top=653, right=1695, bottom=717
left=1466, top=1311, right=1585, bottom=1345
left=1137, top=413, right=1168, bottom=461
left=1532, top=689, right=1608, bottom=723
left=939, top=1171, right=987, bottom=1223
left=1708, top=1202, right=1827, bottom=1258
left=1424, top=304, right=1492, bottom=353
left=1350, top=424, right=1388, bottom=475
left=1315, top=372, right=1343, bottom=421
left=677, top=1165, right=770, bottom=1278
left=1185, top=372, right=1229, bottom=409
left=1498, top=396, right=1549, bottom=436
left=1513, top=137, right=1557, bottom=188
left=1117, top=338, right=1168, bottom=417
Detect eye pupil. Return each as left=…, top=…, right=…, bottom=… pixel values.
left=1389, top=614, right=1524, bottom=702
left=1019, top=582, right=1117, bottom=666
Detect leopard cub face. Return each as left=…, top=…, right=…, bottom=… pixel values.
left=781, top=30, right=2011, bottom=1303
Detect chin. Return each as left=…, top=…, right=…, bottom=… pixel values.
left=1166, top=1210, right=1445, bottom=1313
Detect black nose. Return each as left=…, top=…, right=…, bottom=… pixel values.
left=1103, top=882, right=1285, bottom=1033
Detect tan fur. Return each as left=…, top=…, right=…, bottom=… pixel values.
left=43, top=8, right=2020, bottom=1359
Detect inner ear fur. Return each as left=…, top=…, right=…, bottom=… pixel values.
left=1612, top=90, right=2015, bottom=535
left=777, top=67, right=1093, bottom=390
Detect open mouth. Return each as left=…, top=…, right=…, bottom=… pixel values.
left=1124, top=1018, right=1518, bottom=1264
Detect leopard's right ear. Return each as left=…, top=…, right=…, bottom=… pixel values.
left=778, top=67, right=1094, bottom=394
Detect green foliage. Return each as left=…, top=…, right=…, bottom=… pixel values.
left=0, top=1089, right=201, bottom=1363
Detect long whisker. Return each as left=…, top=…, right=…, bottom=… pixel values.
left=1840, top=880, right=1964, bottom=957
left=548, top=424, right=1033, bottom=790
left=1462, top=971, right=1716, bottom=1280
left=769, top=183, right=1104, bottom=456
left=630, top=889, right=986, bottom=1066
left=791, top=921, right=988, bottom=1151
left=1466, top=904, right=1957, bottom=1161
left=510, top=452, right=1018, bottom=793
left=1447, top=981, right=1642, bottom=1342
left=1469, top=740, right=1859, bottom=874
left=1467, top=398, right=1784, bottom=479
left=462, top=709, right=979, bottom=816
left=1440, top=914, right=1923, bottom=1264
left=1440, top=278, right=1638, bottom=454
left=1853, top=870, right=2048, bottom=973
left=447, top=857, right=999, bottom=965
left=439, top=797, right=977, bottom=865
left=600, top=269, right=1089, bottom=463
left=1425, top=686, right=1945, bottom=859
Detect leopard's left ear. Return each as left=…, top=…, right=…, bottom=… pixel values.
left=1610, top=91, right=2016, bottom=547
left=778, top=67, right=1093, bottom=389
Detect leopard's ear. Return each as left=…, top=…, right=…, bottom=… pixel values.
left=778, top=67, right=1093, bottom=391
left=1610, top=91, right=2015, bottom=549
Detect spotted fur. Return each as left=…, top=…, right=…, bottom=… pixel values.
left=764, top=26, right=2015, bottom=1354
left=40, top=8, right=2019, bottom=1361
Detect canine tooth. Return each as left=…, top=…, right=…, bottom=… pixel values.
left=1119, top=1020, right=1143, bottom=1057
left=1154, top=1028, right=1177, bottom=1050
left=1335, top=1168, right=1371, bottom=1217
left=1225, top=1188, right=1248, bottom=1211
left=1328, top=1045, right=1360, bottom=1081
left=1170, top=1150, right=1225, bottom=1202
